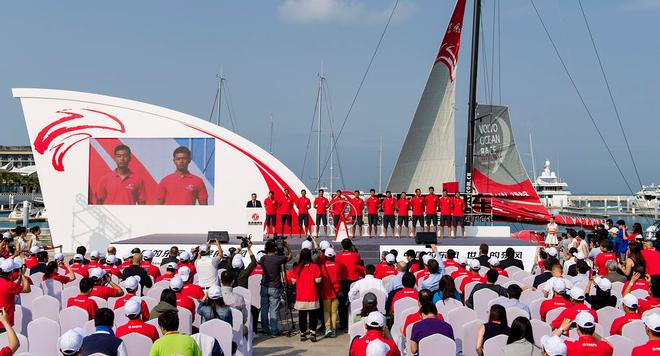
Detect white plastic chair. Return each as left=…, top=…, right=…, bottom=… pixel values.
left=611, top=282, right=624, bottom=299
left=446, top=307, right=477, bottom=338
left=120, top=332, right=153, bottom=355
left=545, top=307, right=565, bottom=325
left=59, top=306, right=89, bottom=334
left=495, top=276, right=510, bottom=285
left=464, top=281, right=480, bottom=301
left=393, top=297, right=418, bottom=321
left=19, top=289, right=43, bottom=310
left=146, top=318, right=163, bottom=337
left=27, top=317, right=60, bottom=356
left=177, top=307, right=193, bottom=335
left=89, top=296, right=107, bottom=308
left=529, top=299, right=543, bottom=320
left=393, top=307, right=417, bottom=353
left=199, top=319, right=233, bottom=356
left=435, top=298, right=463, bottom=319
left=520, top=289, right=543, bottom=306
left=418, top=334, right=455, bottom=356
left=454, top=276, right=467, bottom=291
left=606, top=334, right=636, bottom=356
left=445, top=266, right=458, bottom=275
left=113, top=307, right=129, bottom=328
left=530, top=319, right=551, bottom=347
left=643, top=308, right=660, bottom=318
left=107, top=297, right=119, bottom=310
left=597, top=306, right=625, bottom=337
left=30, top=295, right=60, bottom=322
left=521, top=275, right=536, bottom=287
left=29, top=273, right=44, bottom=285
left=41, top=279, right=63, bottom=305
left=621, top=319, right=648, bottom=346
left=473, top=289, right=498, bottom=321
left=14, top=304, right=32, bottom=336
left=61, top=286, right=80, bottom=306
left=247, top=274, right=262, bottom=309
left=0, top=332, right=29, bottom=353
left=482, top=334, right=507, bottom=356
left=230, top=307, right=245, bottom=353
left=349, top=320, right=365, bottom=345
left=504, top=266, right=523, bottom=276
left=83, top=319, right=96, bottom=336
left=630, top=289, right=650, bottom=299
left=192, top=333, right=218, bottom=356
left=460, top=319, right=482, bottom=356
left=506, top=307, right=530, bottom=326
left=146, top=286, right=166, bottom=301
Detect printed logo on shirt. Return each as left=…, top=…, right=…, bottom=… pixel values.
left=185, top=184, right=194, bottom=190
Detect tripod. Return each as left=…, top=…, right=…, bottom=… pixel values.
left=277, top=264, right=296, bottom=336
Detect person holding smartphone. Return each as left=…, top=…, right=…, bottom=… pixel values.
left=0, top=307, right=19, bottom=354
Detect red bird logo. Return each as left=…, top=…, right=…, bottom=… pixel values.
left=33, top=108, right=126, bottom=172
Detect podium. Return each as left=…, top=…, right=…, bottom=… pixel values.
left=245, top=208, right=265, bottom=241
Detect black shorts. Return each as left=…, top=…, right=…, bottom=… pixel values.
left=412, top=215, right=424, bottom=227
left=298, top=214, right=309, bottom=228
left=440, top=215, right=452, bottom=227
left=397, top=215, right=409, bottom=226
left=383, top=215, right=395, bottom=229
left=367, top=214, right=378, bottom=225
left=265, top=214, right=277, bottom=227
left=352, top=215, right=364, bottom=226
left=333, top=214, right=341, bottom=227
left=280, top=214, right=292, bottom=227
left=425, top=214, right=438, bottom=226
left=316, top=214, right=328, bottom=226
left=452, top=215, right=465, bottom=227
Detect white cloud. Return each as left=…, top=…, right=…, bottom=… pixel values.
left=277, top=0, right=416, bottom=25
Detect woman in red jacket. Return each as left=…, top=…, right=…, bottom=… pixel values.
left=291, top=248, right=322, bottom=342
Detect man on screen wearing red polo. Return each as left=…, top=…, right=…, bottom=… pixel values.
left=439, top=190, right=453, bottom=239
left=424, top=186, right=439, bottom=233
left=410, top=189, right=425, bottom=236
left=278, top=189, right=295, bottom=235
left=157, top=146, right=208, bottom=205
left=452, top=192, right=466, bottom=238
left=95, top=144, right=146, bottom=205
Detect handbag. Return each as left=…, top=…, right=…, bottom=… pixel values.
left=322, top=262, right=345, bottom=300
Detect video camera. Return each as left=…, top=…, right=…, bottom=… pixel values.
left=267, top=234, right=288, bottom=255
left=238, top=236, right=251, bottom=249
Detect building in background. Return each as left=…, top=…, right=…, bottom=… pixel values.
left=0, top=145, right=34, bottom=168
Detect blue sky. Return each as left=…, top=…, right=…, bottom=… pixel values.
left=1, top=0, right=658, bottom=194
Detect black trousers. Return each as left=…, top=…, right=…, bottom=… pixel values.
left=338, top=280, right=355, bottom=331
left=299, top=309, right=318, bottom=333
left=251, top=306, right=260, bottom=332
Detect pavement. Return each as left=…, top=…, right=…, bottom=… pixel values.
left=253, top=330, right=349, bottom=356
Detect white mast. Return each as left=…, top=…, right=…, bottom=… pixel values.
left=216, top=66, right=225, bottom=126
left=379, top=136, right=383, bottom=192
left=269, top=113, right=274, bottom=155
left=529, top=130, right=537, bottom=180
left=316, top=65, right=324, bottom=193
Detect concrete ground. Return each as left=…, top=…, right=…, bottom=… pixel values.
left=253, top=331, right=349, bottom=356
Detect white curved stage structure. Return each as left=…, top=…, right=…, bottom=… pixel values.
left=13, top=88, right=310, bottom=252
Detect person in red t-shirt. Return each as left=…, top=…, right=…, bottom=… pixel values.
left=114, top=276, right=151, bottom=321
left=0, top=259, right=30, bottom=327
left=438, top=190, right=453, bottom=238
left=264, top=190, right=278, bottom=237
left=641, top=238, right=660, bottom=276
left=314, top=189, right=330, bottom=237
left=374, top=253, right=397, bottom=280
left=594, top=240, right=616, bottom=276
left=67, top=277, right=99, bottom=320
left=43, top=261, right=76, bottom=285
left=95, top=144, right=147, bottom=205
left=101, top=255, right=121, bottom=278
left=336, top=238, right=361, bottom=331
left=410, top=189, right=425, bottom=235
left=115, top=298, right=159, bottom=342
left=140, top=250, right=161, bottom=280
left=391, top=273, right=418, bottom=314
left=156, top=146, right=208, bottom=205
left=550, top=287, right=598, bottom=330
left=278, top=189, right=295, bottom=235
left=381, top=191, right=396, bottom=237
left=320, top=248, right=343, bottom=337
left=155, top=262, right=178, bottom=283
left=424, top=186, right=439, bottom=233
left=610, top=294, right=642, bottom=336
left=349, top=312, right=400, bottom=356
left=459, top=260, right=486, bottom=293
left=366, top=189, right=381, bottom=238
left=169, top=276, right=196, bottom=322
left=178, top=266, right=204, bottom=300
left=0, top=309, right=19, bottom=355
left=632, top=313, right=660, bottom=356
left=69, top=254, right=89, bottom=278
left=88, top=267, right=124, bottom=300
left=350, top=191, right=365, bottom=238
left=296, top=189, right=312, bottom=237
left=396, top=192, right=411, bottom=238
left=451, top=192, right=466, bottom=238
left=623, top=269, right=650, bottom=293
left=552, top=312, right=613, bottom=356
left=329, top=190, right=347, bottom=229
left=291, top=249, right=322, bottom=341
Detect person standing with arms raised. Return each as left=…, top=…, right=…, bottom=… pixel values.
left=366, top=189, right=380, bottom=238
left=313, top=189, right=330, bottom=237
left=424, top=186, right=439, bottom=233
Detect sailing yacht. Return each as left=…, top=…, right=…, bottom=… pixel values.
left=533, top=160, right=572, bottom=210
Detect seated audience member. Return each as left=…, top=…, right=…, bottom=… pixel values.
left=623, top=268, right=650, bottom=293
left=177, top=251, right=197, bottom=279
left=140, top=250, right=161, bottom=280
left=540, top=335, right=567, bottom=356
left=499, top=284, right=531, bottom=318
left=150, top=310, right=202, bottom=356
left=374, top=253, right=397, bottom=279
left=178, top=266, right=204, bottom=300
left=604, top=260, right=627, bottom=283
left=115, top=298, right=159, bottom=342
left=348, top=264, right=386, bottom=300
left=27, top=247, right=48, bottom=274
left=59, top=327, right=86, bottom=356
left=101, top=255, right=121, bottom=278
left=562, top=248, right=579, bottom=275
left=594, top=239, right=616, bottom=276
left=197, top=285, right=233, bottom=325
left=80, top=308, right=128, bottom=355
left=401, top=289, right=444, bottom=338
left=632, top=313, right=660, bottom=355
left=415, top=255, right=431, bottom=285
left=155, top=262, right=177, bottom=283
left=220, top=270, right=248, bottom=326
left=69, top=254, right=88, bottom=277
left=567, top=260, right=591, bottom=285
left=459, top=260, right=486, bottom=294
left=114, top=276, right=150, bottom=321
left=419, top=247, right=446, bottom=292
left=386, top=261, right=408, bottom=294
left=410, top=304, right=454, bottom=355
left=365, top=338, right=392, bottom=356
left=551, top=312, right=612, bottom=355
left=499, top=247, right=524, bottom=270
left=354, top=292, right=379, bottom=324
left=488, top=257, right=508, bottom=277
left=43, top=260, right=76, bottom=285
left=585, top=277, right=617, bottom=310
left=150, top=289, right=178, bottom=321
left=349, top=311, right=399, bottom=356
left=89, top=267, right=124, bottom=300
left=390, top=272, right=418, bottom=314
left=641, top=236, right=660, bottom=276
left=117, top=251, right=133, bottom=272
left=543, top=263, right=574, bottom=298
left=161, top=246, right=180, bottom=265
left=550, top=287, right=598, bottom=330
left=533, top=259, right=555, bottom=288
left=476, top=304, right=510, bottom=356
left=121, top=254, right=153, bottom=291
left=466, top=269, right=507, bottom=309
left=540, top=279, right=571, bottom=321
left=67, top=277, right=99, bottom=320
left=450, top=257, right=469, bottom=281
left=476, top=244, right=491, bottom=268
left=639, top=275, right=660, bottom=313
left=0, top=306, right=19, bottom=354
left=443, top=249, right=459, bottom=270
left=502, top=317, right=541, bottom=355
left=168, top=276, right=196, bottom=321
left=610, top=294, right=641, bottom=336
left=432, top=275, right=461, bottom=304
left=100, top=246, right=121, bottom=267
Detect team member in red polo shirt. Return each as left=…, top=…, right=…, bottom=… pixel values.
left=95, top=144, right=147, bottom=205
left=459, top=260, right=486, bottom=293
left=624, top=268, right=650, bottom=293
left=540, top=279, right=572, bottom=321
left=156, top=262, right=178, bottom=283
left=553, top=312, right=613, bottom=355
left=550, top=287, right=598, bottom=329
left=391, top=273, right=418, bottom=313
left=264, top=191, right=278, bottom=237
left=639, top=276, right=660, bottom=314
left=43, top=261, right=76, bottom=285
left=314, top=189, right=330, bottom=237
left=641, top=237, right=660, bottom=276
left=296, top=189, right=312, bottom=237
left=632, top=313, right=660, bottom=355
left=70, top=254, right=89, bottom=277
left=610, top=294, right=642, bottom=335
left=350, top=191, right=365, bottom=238
left=81, top=250, right=102, bottom=276
left=381, top=191, right=396, bottom=237
left=349, top=312, right=400, bottom=356
left=115, top=298, right=159, bottom=342
left=291, top=248, right=322, bottom=341
left=278, top=189, right=295, bottom=235
left=396, top=192, right=411, bottom=238
left=439, top=190, right=453, bottom=238
left=451, top=192, right=466, bottom=238
left=169, top=276, right=196, bottom=322
left=366, top=189, right=380, bottom=238
left=330, top=190, right=347, bottom=229
left=320, top=247, right=342, bottom=337
left=450, top=256, right=469, bottom=280
left=156, top=146, right=209, bottom=205
left=336, top=239, right=361, bottom=332
left=113, top=276, right=150, bottom=321
left=0, top=259, right=30, bottom=328
left=88, top=267, right=124, bottom=300
left=178, top=266, right=204, bottom=300
left=401, top=289, right=444, bottom=338
left=488, top=257, right=508, bottom=277
left=101, top=255, right=121, bottom=278
left=67, top=277, right=99, bottom=320
left=410, top=189, right=425, bottom=235
left=443, top=250, right=460, bottom=269
left=374, top=253, right=397, bottom=279
left=594, top=240, right=616, bottom=276
left=424, top=186, right=439, bottom=233
left=140, top=250, right=161, bottom=280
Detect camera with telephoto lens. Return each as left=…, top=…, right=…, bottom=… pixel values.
left=239, top=236, right=251, bottom=248
left=268, top=235, right=287, bottom=255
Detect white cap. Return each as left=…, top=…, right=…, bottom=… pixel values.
left=124, top=298, right=141, bottom=316
left=365, top=338, right=391, bottom=356
left=178, top=266, right=191, bottom=282
left=143, top=250, right=155, bottom=259
left=569, top=286, right=586, bottom=301
left=73, top=253, right=84, bottom=261
left=469, top=259, right=481, bottom=270
left=231, top=255, right=244, bottom=269
left=123, top=276, right=141, bottom=291
left=324, top=248, right=336, bottom=257
left=222, top=250, right=231, bottom=258
left=319, top=240, right=331, bottom=251
left=256, top=251, right=265, bottom=262
left=622, top=294, right=639, bottom=309
left=422, top=255, right=432, bottom=264
left=575, top=311, right=595, bottom=328
left=12, top=258, right=22, bottom=270
left=54, top=252, right=64, bottom=261
left=643, top=313, right=660, bottom=332
left=90, top=250, right=100, bottom=259
left=552, top=279, right=566, bottom=293
left=364, top=311, right=385, bottom=328
left=105, top=255, right=117, bottom=264
left=458, top=256, right=468, bottom=265
left=208, top=285, right=222, bottom=300
left=122, top=251, right=133, bottom=260
left=301, top=240, right=313, bottom=251
left=59, top=327, right=86, bottom=354
left=165, top=262, right=177, bottom=270
left=30, top=246, right=44, bottom=254
left=593, top=277, right=612, bottom=291
left=576, top=252, right=585, bottom=260
left=546, top=247, right=558, bottom=257
left=170, top=275, right=183, bottom=290
left=199, top=244, right=210, bottom=253
left=0, top=259, right=15, bottom=273
left=385, top=254, right=395, bottom=263
left=488, top=257, right=499, bottom=266
left=89, top=267, right=106, bottom=280
left=609, top=227, right=619, bottom=234
left=178, top=251, right=191, bottom=261
left=541, top=335, right=567, bottom=356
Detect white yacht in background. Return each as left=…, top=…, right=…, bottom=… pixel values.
left=631, top=184, right=660, bottom=210
left=533, top=160, right=572, bottom=210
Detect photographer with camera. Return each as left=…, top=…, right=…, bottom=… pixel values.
left=259, top=237, right=292, bottom=337
left=234, top=239, right=257, bottom=289
left=195, top=240, right=223, bottom=289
